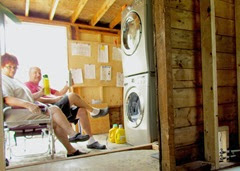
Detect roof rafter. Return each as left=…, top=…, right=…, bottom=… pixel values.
left=25, top=0, right=30, bottom=17
left=70, top=0, right=89, bottom=23
left=89, top=0, right=116, bottom=26
left=49, top=0, right=59, bottom=20
left=109, top=4, right=127, bottom=28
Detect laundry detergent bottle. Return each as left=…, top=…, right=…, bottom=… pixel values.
left=43, top=74, right=50, bottom=95
left=115, top=124, right=126, bottom=144
left=108, top=124, right=118, bottom=143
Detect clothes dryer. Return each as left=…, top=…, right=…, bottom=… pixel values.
left=124, top=73, right=158, bottom=145
left=121, top=0, right=155, bottom=77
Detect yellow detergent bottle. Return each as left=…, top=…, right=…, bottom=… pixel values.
left=108, top=124, right=118, bottom=143
left=115, top=124, right=126, bottom=144
left=43, top=74, right=50, bottom=95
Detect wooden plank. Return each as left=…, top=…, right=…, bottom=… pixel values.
left=236, top=0, right=240, bottom=146
left=171, top=29, right=201, bottom=50
left=174, top=107, right=203, bottom=128
left=170, top=8, right=200, bottom=30
left=216, top=35, right=235, bottom=53
left=217, top=53, right=236, bottom=69
left=175, top=144, right=203, bottom=165
left=175, top=126, right=203, bottom=147
left=200, top=0, right=219, bottom=168
left=217, top=70, right=236, bottom=86
left=109, top=4, right=127, bottom=29
left=172, top=49, right=201, bottom=69
left=90, top=0, right=117, bottom=26
left=168, top=0, right=200, bottom=12
left=25, top=0, right=30, bottom=17
left=153, top=0, right=176, bottom=170
left=215, top=0, right=234, bottom=20
left=216, top=17, right=235, bottom=37
left=70, top=0, right=88, bottom=23
left=49, top=0, right=59, bottom=20
left=173, top=88, right=202, bottom=108
left=218, top=87, right=237, bottom=104
left=0, top=13, right=5, bottom=171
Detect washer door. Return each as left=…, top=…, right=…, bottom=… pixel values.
left=125, top=87, right=144, bottom=128
left=122, top=11, right=142, bottom=56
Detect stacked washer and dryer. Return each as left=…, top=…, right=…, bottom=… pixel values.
left=121, top=0, right=158, bottom=146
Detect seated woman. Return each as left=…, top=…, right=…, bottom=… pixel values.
left=1, top=53, right=101, bottom=157
left=25, top=67, right=108, bottom=149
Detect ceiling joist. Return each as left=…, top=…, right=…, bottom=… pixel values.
left=49, top=0, right=59, bottom=20
left=70, top=0, right=89, bottom=23
left=89, top=0, right=116, bottom=26
left=109, top=4, right=127, bottom=28
left=25, top=0, right=30, bottom=17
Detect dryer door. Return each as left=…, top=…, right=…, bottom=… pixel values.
left=122, top=11, right=142, bottom=56
left=125, top=87, right=144, bottom=128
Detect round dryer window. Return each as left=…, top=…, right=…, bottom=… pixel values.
left=125, top=90, right=144, bottom=128
left=122, top=11, right=142, bottom=56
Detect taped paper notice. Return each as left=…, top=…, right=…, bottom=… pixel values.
left=71, top=42, right=91, bottom=57
left=100, top=66, right=111, bottom=81
left=70, top=69, right=83, bottom=84
left=112, top=47, right=122, bottom=61
left=98, top=44, right=108, bottom=63
left=84, top=64, right=96, bottom=79
left=116, top=72, right=123, bottom=87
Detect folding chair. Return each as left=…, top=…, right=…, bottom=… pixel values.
left=4, top=108, right=55, bottom=159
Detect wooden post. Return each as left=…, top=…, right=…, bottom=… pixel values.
left=0, top=13, right=6, bottom=171
left=200, top=0, right=219, bottom=169
left=236, top=0, right=240, bottom=146
left=153, top=0, right=175, bottom=170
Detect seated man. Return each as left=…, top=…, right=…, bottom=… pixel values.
left=1, top=53, right=88, bottom=157
left=25, top=67, right=107, bottom=149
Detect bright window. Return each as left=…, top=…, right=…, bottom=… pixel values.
left=5, top=21, right=69, bottom=90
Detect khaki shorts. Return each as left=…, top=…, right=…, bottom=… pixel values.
left=4, top=107, right=49, bottom=128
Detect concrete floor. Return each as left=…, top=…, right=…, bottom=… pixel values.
left=7, top=150, right=159, bottom=171
left=5, top=133, right=159, bottom=170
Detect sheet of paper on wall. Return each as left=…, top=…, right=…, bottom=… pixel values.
left=112, top=47, right=122, bottom=61
left=100, top=66, right=111, bottom=81
left=70, top=69, right=83, bottom=84
left=71, top=42, right=91, bottom=57
left=116, top=72, right=123, bottom=87
left=84, top=64, right=96, bottom=79
left=98, top=44, right=108, bottom=63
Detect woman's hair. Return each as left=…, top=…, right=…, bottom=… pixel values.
left=1, top=53, right=19, bottom=67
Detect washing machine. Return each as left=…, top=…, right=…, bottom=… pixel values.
left=121, top=0, right=155, bottom=77
left=124, top=73, right=158, bottom=145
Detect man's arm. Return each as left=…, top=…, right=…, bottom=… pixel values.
left=32, top=88, right=44, bottom=100
left=4, top=96, right=41, bottom=114
left=53, top=84, right=69, bottom=96
left=36, top=96, right=63, bottom=104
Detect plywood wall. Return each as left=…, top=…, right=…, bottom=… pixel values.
left=68, top=27, right=123, bottom=134
left=167, top=0, right=237, bottom=165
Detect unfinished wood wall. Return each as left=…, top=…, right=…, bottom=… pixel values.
left=168, top=0, right=237, bottom=165
left=68, top=27, right=123, bottom=134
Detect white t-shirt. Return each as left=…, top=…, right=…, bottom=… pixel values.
left=2, top=74, right=34, bottom=103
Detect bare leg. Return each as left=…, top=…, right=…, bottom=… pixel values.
left=48, top=106, right=76, bottom=137
left=76, top=108, right=92, bottom=136
left=52, top=122, right=76, bottom=154
left=67, top=93, right=93, bottom=112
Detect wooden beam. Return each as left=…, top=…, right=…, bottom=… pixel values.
left=89, top=0, right=116, bottom=26
left=17, top=15, right=120, bottom=34
left=49, top=0, right=59, bottom=20
left=200, top=0, right=219, bottom=169
left=109, top=4, right=127, bottom=29
left=236, top=0, right=240, bottom=145
left=70, top=0, right=88, bottom=23
left=25, top=0, right=30, bottom=17
left=0, top=13, right=5, bottom=171
left=153, top=0, right=175, bottom=170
